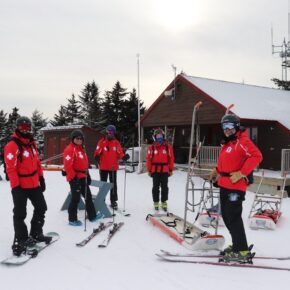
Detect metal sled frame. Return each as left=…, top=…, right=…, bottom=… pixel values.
left=182, top=101, right=224, bottom=248
left=248, top=171, right=287, bottom=230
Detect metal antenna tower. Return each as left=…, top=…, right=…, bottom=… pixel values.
left=272, top=4, right=290, bottom=81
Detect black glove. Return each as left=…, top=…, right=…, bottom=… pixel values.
left=12, top=186, right=23, bottom=195
left=94, top=156, right=100, bottom=168
left=87, top=173, right=92, bottom=185
left=61, top=169, right=67, bottom=176
left=39, top=176, right=46, bottom=193
left=122, top=153, right=130, bottom=162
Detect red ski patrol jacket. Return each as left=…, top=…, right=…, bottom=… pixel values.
left=4, top=133, right=43, bottom=189
left=94, top=137, right=124, bottom=171
left=146, top=141, right=174, bottom=173
left=217, top=130, right=263, bottom=191
left=63, top=143, right=89, bottom=182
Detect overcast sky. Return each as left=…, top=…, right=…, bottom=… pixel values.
left=0, top=0, right=289, bottom=119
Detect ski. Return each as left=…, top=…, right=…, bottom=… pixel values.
left=160, top=249, right=290, bottom=261
left=76, top=222, right=113, bottom=247
left=98, top=222, right=124, bottom=248
left=113, top=208, right=131, bottom=217
left=1, top=232, right=59, bottom=266
left=156, top=254, right=290, bottom=272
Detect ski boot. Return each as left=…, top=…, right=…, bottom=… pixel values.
left=154, top=202, right=159, bottom=211
left=69, top=220, right=83, bottom=226
left=90, top=211, right=105, bottom=222
left=111, top=202, right=118, bottom=210
left=12, top=238, right=38, bottom=257
left=220, top=244, right=254, bottom=256
left=221, top=250, right=255, bottom=264
left=31, top=233, right=52, bottom=245
left=161, top=201, right=168, bottom=212
left=12, top=240, right=27, bottom=257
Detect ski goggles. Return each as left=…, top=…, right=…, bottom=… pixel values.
left=18, top=124, right=31, bottom=131
left=222, top=122, right=235, bottom=130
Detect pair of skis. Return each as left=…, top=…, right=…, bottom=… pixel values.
left=157, top=249, right=290, bottom=272
left=76, top=221, right=124, bottom=248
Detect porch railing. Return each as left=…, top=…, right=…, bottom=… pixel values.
left=198, top=146, right=220, bottom=167
left=281, top=149, right=290, bottom=176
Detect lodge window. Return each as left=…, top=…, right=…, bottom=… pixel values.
left=246, top=127, right=258, bottom=144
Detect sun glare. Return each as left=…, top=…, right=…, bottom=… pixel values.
left=153, top=0, right=203, bottom=32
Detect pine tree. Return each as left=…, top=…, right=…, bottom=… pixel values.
left=0, top=110, right=8, bottom=160
left=51, top=105, right=68, bottom=126
left=4, top=107, right=20, bottom=143
left=31, top=110, right=47, bottom=158
left=271, top=78, right=290, bottom=90
left=103, top=81, right=128, bottom=140
left=78, top=81, right=102, bottom=128
left=66, top=94, right=81, bottom=124
left=122, top=88, right=146, bottom=146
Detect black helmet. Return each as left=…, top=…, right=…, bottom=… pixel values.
left=16, top=116, right=32, bottom=127
left=221, top=114, right=240, bottom=130
left=71, top=130, right=84, bottom=141
left=106, top=124, right=116, bottom=135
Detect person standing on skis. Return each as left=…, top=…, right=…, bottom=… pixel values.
left=4, top=116, right=51, bottom=256
left=63, top=130, right=101, bottom=226
left=94, top=125, right=129, bottom=210
left=210, top=114, right=262, bottom=263
left=146, top=128, right=174, bottom=212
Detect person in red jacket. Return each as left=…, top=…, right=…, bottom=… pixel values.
left=4, top=116, right=51, bottom=256
left=146, top=128, right=174, bottom=211
left=94, top=125, right=129, bottom=210
left=63, top=130, right=99, bottom=226
left=210, top=114, right=263, bottom=263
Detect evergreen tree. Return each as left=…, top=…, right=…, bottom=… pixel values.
left=51, top=105, right=68, bottom=126
left=66, top=94, right=81, bottom=124
left=271, top=78, right=290, bottom=90
left=31, top=110, right=47, bottom=158
left=0, top=110, right=7, bottom=160
left=103, top=81, right=128, bottom=139
left=4, top=107, right=20, bottom=143
left=78, top=81, right=102, bottom=128
left=122, top=88, right=146, bottom=146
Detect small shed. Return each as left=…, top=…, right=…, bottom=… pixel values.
left=41, top=125, right=103, bottom=165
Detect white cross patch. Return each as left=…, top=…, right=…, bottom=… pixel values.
left=226, top=147, right=232, bottom=153
left=113, top=146, right=116, bottom=151
left=65, top=155, right=71, bottom=160
left=162, top=149, right=167, bottom=154
left=6, top=153, right=14, bottom=160
left=154, top=150, right=158, bottom=155
left=23, top=150, right=30, bottom=157
left=78, top=152, right=84, bottom=159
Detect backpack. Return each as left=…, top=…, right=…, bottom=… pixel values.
left=2, top=137, right=36, bottom=181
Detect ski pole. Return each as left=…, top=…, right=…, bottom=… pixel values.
left=123, top=162, right=127, bottom=213
left=84, top=170, right=88, bottom=232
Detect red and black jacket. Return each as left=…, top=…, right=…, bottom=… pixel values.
left=94, top=137, right=124, bottom=171
left=217, top=130, right=263, bottom=191
left=4, top=132, right=43, bottom=189
left=146, top=141, right=174, bottom=173
left=63, top=143, right=89, bottom=182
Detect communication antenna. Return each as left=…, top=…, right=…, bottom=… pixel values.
left=272, top=3, right=290, bottom=81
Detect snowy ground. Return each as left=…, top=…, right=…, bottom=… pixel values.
left=0, top=166, right=290, bottom=290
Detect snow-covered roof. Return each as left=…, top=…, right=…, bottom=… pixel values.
left=183, top=74, right=290, bottom=130
left=40, top=124, right=84, bottom=131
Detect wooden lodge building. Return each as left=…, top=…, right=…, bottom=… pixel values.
left=41, top=125, right=103, bottom=165
left=140, top=73, right=290, bottom=171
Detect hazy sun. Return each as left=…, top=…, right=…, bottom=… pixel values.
left=152, top=0, right=203, bottom=31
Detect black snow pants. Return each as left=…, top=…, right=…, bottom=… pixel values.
left=152, top=172, right=169, bottom=203
left=220, top=187, right=248, bottom=252
left=11, top=187, right=47, bottom=242
left=68, top=178, right=96, bottom=222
